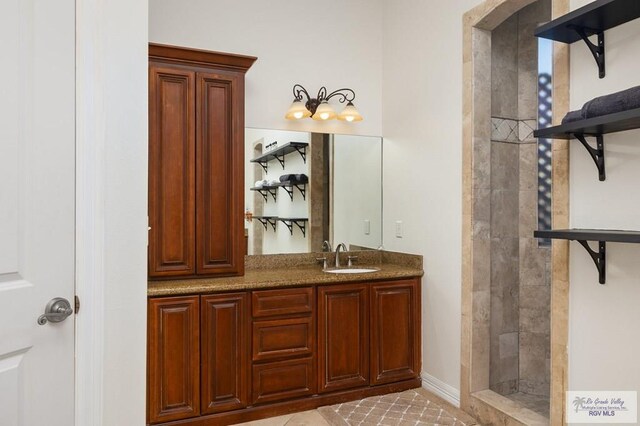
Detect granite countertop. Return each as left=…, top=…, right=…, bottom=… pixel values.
left=148, top=250, right=424, bottom=297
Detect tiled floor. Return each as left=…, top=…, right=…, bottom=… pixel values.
left=233, top=388, right=477, bottom=426
left=319, top=389, right=474, bottom=425
left=506, top=391, right=549, bottom=418
left=233, top=409, right=331, bottom=426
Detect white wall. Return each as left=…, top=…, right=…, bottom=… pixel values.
left=149, top=0, right=383, bottom=137
left=381, top=0, right=480, bottom=397
left=567, top=0, right=640, bottom=393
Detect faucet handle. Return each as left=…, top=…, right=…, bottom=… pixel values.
left=316, top=257, right=328, bottom=270
left=347, top=255, right=358, bottom=267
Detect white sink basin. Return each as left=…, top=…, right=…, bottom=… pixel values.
left=324, top=267, right=380, bottom=274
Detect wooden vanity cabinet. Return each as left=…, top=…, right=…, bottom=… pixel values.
left=147, top=296, right=200, bottom=424
left=250, top=287, right=316, bottom=405
left=370, top=279, right=421, bottom=385
left=318, top=283, right=369, bottom=393
left=200, top=293, right=249, bottom=414
left=147, top=278, right=421, bottom=425
left=148, top=44, right=256, bottom=279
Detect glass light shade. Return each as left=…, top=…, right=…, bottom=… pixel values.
left=337, top=102, right=363, bottom=122
left=312, top=101, right=337, bottom=121
left=285, top=100, right=312, bottom=120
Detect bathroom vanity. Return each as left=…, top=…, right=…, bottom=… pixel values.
left=146, top=42, right=420, bottom=426
left=146, top=253, right=423, bottom=425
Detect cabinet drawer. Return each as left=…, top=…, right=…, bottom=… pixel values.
left=252, top=287, right=314, bottom=318
left=253, top=317, right=313, bottom=361
left=252, top=357, right=315, bottom=405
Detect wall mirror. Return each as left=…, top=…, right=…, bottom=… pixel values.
left=245, top=128, right=382, bottom=255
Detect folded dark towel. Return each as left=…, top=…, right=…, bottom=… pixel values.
left=561, top=110, right=584, bottom=124
left=279, top=174, right=308, bottom=184
left=582, top=85, right=640, bottom=118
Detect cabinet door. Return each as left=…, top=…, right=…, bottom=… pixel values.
left=196, top=71, right=244, bottom=276
left=318, top=283, right=369, bottom=393
left=148, top=64, right=196, bottom=277
left=370, top=279, right=421, bottom=385
left=201, top=293, right=248, bottom=414
left=148, top=296, right=200, bottom=424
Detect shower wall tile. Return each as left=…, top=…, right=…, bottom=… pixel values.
left=491, top=119, right=537, bottom=143
left=491, top=190, right=519, bottom=237
left=473, top=188, right=491, bottom=240
left=493, top=380, right=519, bottom=395
left=520, top=238, right=547, bottom=287
left=502, top=280, right=520, bottom=334
left=518, top=0, right=551, bottom=121
left=518, top=120, right=537, bottom=142
left=520, top=285, right=550, bottom=310
left=491, top=142, right=519, bottom=190
left=491, top=13, right=519, bottom=119
left=520, top=331, right=550, bottom=368
left=474, top=238, right=492, bottom=292
left=501, top=355, right=519, bottom=382
left=519, top=190, right=537, bottom=238
left=520, top=307, right=550, bottom=334
left=474, top=137, right=491, bottom=189
left=491, top=238, right=519, bottom=290
left=499, top=332, right=519, bottom=358
left=491, top=118, right=519, bottom=142
left=519, top=143, right=538, bottom=192
left=520, top=378, right=551, bottom=398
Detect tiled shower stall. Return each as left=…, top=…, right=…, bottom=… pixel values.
left=488, top=0, right=552, bottom=417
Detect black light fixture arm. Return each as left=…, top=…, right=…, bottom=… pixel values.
left=292, top=84, right=312, bottom=102
left=323, top=88, right=356, bottom=104
left=291, top=84, right=356, bottom=115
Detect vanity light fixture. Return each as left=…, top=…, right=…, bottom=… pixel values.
left=285, top=84, right=363, bottom=122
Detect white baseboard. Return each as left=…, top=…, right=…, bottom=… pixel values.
left=421, top=371, right=460, bottom=407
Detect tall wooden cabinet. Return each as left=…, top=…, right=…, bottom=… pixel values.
left=148, top=44, right=256, bottom=279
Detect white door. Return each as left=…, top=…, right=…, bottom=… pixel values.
left=0, top=0, right=76, bottom=425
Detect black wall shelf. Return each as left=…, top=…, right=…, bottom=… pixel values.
left=250, top=186, right=278, bottom=202
left=533, top=107, right=640, bottom=181
left=278, top=218, right=308, bottom=237
left=250, top=142, right=308, bottom=172
left=534, top=229, right=640, bottom=284
left=252, top=216, right=309, bottom=236
left=534, top=107, right=640, bottom=139
left=250, top=182, right=307, bottom=202
left=535, top=0, right=640, bottom=78
left=279, top=182, right=307, bottom=201
left=253, top=216, right=278, bottom=231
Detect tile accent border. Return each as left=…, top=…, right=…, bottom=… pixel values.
left=491, top=117, right=537, bottom=143
left=461, top=0, right=570, bottom=425
left=422, top=371, right=461, bottom=407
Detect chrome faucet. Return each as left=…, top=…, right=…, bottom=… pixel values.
left=334, top=243, right=347, bottom=268
left=322, top=240, right=332, bottom=252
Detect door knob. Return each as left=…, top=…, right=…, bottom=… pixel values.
left=37, top=297, right=74, bottom=325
